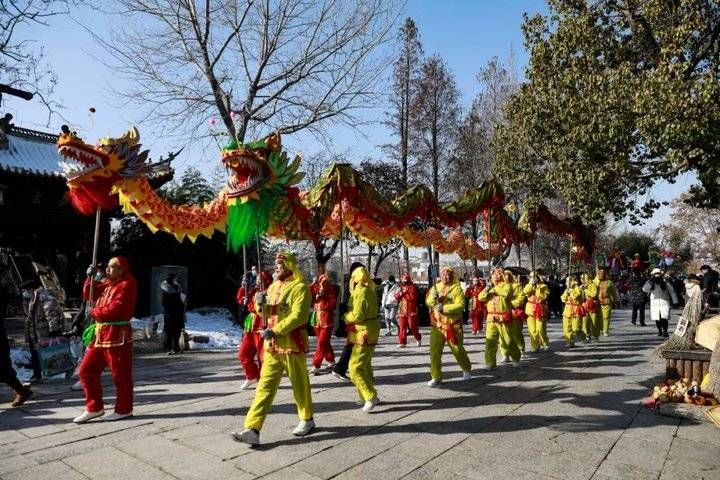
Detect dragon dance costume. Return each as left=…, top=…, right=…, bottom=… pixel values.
left=581, top=273, right=600, bottom=342
left=310, top=274, right=337, bottom=372
left=561, top=278, right=584, bottom=347
left=595, top=270, right=618, bottom=336
left=464, top=275, right=487, bottom=335
left=523, top=272, right=550, bottom=352
left=77, top=256, right=137, bottom=421
left=237, top=271, right=272, bottom=385
left=395, top=274, right=422, bottom=347
left=479, top=268, right=519, bottom=368
left=425, top=267, right=471, bottom=384
left=345, top=267, right=381, bottom=410
left=241, top=252, right=314, bottom=436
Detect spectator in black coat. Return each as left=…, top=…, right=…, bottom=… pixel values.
left=629, top=269, right=647, bottom=326
left=161, top=274, right=185, bottom=355
left=700, top=265, right=719, bottom=309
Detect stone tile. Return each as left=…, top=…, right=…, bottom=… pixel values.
left=260, top=467, right=324, bottom=480
left=0, top=429, right=28, bottom=446
left=119, top=434, right=252, bottom=480
left=64, top=446, right=175, bottom=480
left=334, top=450, right=427, bottom=480
left=675, top=419, right=720, bottom=448
left=0, top=454, right=38, bottom=476
left=2, top=460, right=86, bottom=480
left=593, top=461, right=662, bottom=480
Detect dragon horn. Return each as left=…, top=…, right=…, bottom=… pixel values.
left=102, top=126, right=140, bottom=147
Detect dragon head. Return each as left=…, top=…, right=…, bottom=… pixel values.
left=223, top=131, right=306, bottom=251
left=57, top=125, right=150, bottom=214
left=221, top=132, right=281, bottom=203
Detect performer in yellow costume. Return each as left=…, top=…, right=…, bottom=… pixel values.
left=345, top=266, right=382, bottom=412
left=425, top=266, right=472, bottom=386
left=479, top=268, right=520, bottom=369
left=523, top=271, right=550, bottom=352
left=502, top=271, right=527, bottom=361
left=581, top=273, right=600, bottom=342
left=560, top=275, right=584, bottom=348
left=595, top=267, right=618, bottom=336
left=233, top=251, right=314, bottom=446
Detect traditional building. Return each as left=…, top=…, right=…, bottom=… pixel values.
left=0, top=114, right=172, bottom=301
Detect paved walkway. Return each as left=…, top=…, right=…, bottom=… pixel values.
left=2, top=309, right=719, bottom=480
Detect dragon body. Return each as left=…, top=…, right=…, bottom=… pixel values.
left=57, top=127, right=594, bottom=260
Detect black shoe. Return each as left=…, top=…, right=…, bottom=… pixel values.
left=631, top=322, right=636, bottom=326
left=640, top=323, right=646, bottom=326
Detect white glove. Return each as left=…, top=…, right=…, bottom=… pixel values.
left=433, top=304, right=443, bottom=313
left=254, top=292, right=267, bottom=306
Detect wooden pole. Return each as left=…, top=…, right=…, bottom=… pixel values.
left=87, top=207, right=102, bottom=311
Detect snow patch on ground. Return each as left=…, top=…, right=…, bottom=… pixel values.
left=184, top=308, right=242, bottom=351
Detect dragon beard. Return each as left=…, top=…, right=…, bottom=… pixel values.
left=226, top=190, right=276, bottom=253
left=66, top=179, right=118, bottom=215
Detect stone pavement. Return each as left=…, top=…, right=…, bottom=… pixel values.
left=2, top=309, right=719, bottom=480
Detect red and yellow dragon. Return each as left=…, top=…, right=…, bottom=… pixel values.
left=57, top=126, right=594, bottom=260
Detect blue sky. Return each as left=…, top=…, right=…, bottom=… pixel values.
left=4, top=0, right=690, bottom=230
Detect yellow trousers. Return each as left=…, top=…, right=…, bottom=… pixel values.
left=349, top=344, right=377, bottom=401
left=583, top=312, right=601, bottom=339
left=485, top=321, right=519, bottom=366
left=526, top=316, right=549, bottom=351
left=429, top=326, right=471, bottom=380
left=563, top=317, right=578, bottom=345
left=500, top=320, right=525, bottom=356
left=600, top=305, right=612, bottom=334
left=244, top=351, right=313, bottom=431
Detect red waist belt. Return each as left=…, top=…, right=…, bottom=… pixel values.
left=512, top=307, right=528, bottom=322
left=583, top=298, right=597, bottom=312
left=528, top=301, right=546, bottom=319
left=566, top=302, right=586, bottom=317
left=432, top=319, right=462, bottom=345
left=487, top=310, right=512, bottom=322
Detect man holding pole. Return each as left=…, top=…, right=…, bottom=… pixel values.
left=233, top=251, right=315, bottom=445
left=73, top=256, right=137, bottom=423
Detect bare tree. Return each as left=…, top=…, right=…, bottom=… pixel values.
left=0, top=0, right=72, bottom=123
left=451, top=55, right=520, bottom=268
left=409, top=53, right=460, bottom=266
left=92, top=0, right=400, bottom=146
left=384, top=16, right=422, bottom=272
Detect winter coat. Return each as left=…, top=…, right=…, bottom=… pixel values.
left=685, top=281, right=701, bottom=302
left=642, top=279, right=678, bottom=321
left=629, top=274, right=647, bottom=305
left=161, top=281, right=185, bottom=332
left=382, top=282, right=400, bottom=308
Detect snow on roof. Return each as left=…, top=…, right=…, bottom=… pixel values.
left=0, top=126, right=63, bottom=178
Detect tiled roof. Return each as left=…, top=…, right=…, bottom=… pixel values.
left=0, top=126, right=63, bottom=177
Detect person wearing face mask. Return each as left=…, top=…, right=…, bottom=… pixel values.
left=643, top=268, right=678, bottom=337
left=395, top=273, right=421, bottom=347
left=21, top=279, right=64, bottom=383
left=629, top=268, right=648, bottom=327
left=73, top=256, right=137, bottom=424
left=426, top=266, right=472, bottom=385
left=479, top=268, right=519, bottom=369
left=233, top=252, right=315, bottom=445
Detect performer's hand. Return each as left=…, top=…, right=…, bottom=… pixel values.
left=433, top=304, right=443, bottom=313
left=86, top=265, right=98, bottom=277
left=261, top=328, right=275, bottom=340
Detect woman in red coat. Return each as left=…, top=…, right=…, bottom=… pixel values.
left=237, top=271, right=272, bottom=390
left=74, top=256, right=137, bottom=424
left=309, top=274, right=337, bottom=374
left=395, top=274, right=422, bottom=347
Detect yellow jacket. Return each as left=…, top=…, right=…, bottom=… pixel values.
left=595, top=278, right=618, bottom=306
left=344, top=267, right=380, bottom=346
left=425, top=279, right=464, bottom=325
left=523, top=283, right=549, bottom=318
left=561, top=285, right=584, bottom=319
left=265, top=277, right=311, bottom=354
left=479, top=281, right=513, bottom=322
